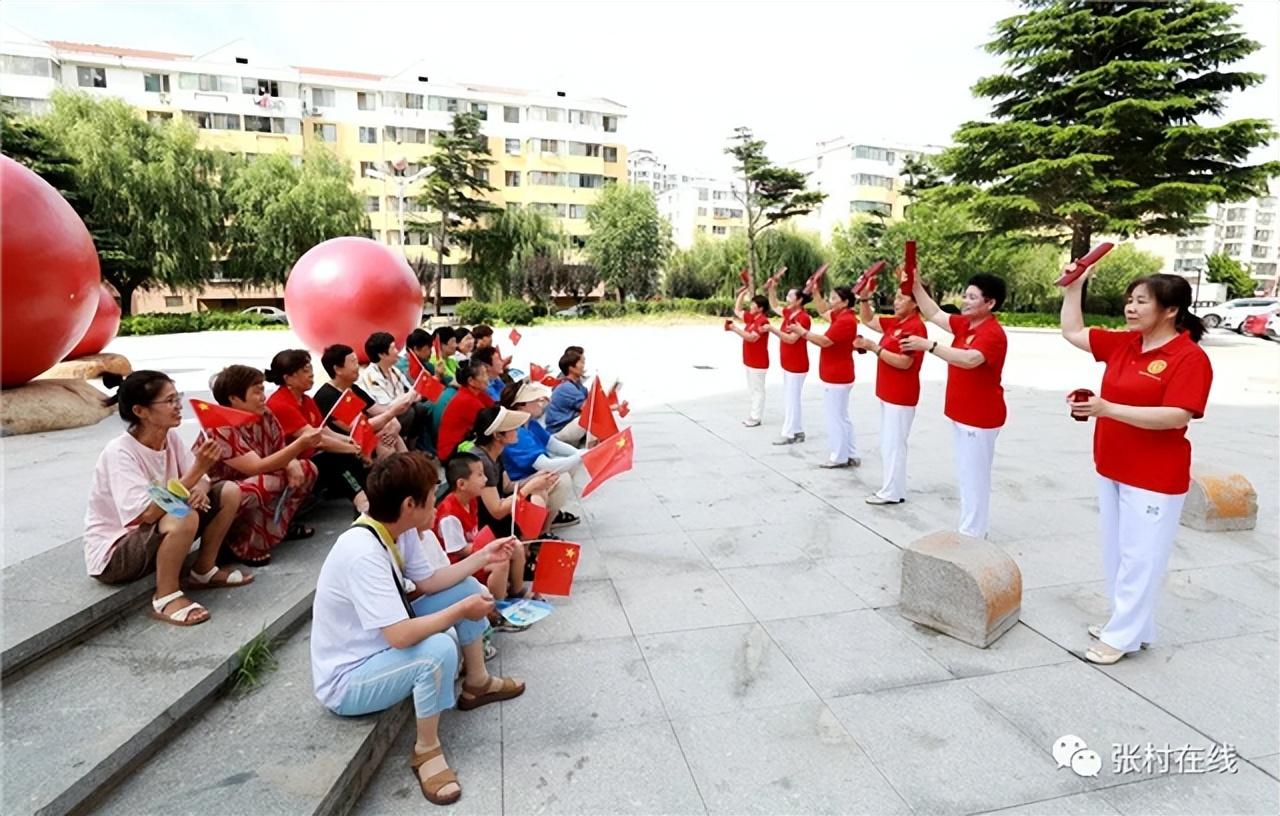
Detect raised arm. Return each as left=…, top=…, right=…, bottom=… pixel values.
left=1059, top=266, right=1093, bottom=353
left=856, top=279, right=882, bottom=333
left=733, top=286, right=749, bottom=319
left=912, top=273, right=952, bottom=331
left=765, top=279, right=781, bottom=314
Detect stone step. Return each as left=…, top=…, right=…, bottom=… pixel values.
left=92, top=624, right=411, bottom=816
left=0, top=506, right=350, bottom=816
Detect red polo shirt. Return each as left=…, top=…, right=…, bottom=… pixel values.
left=436, top=387, right=492, bottom=461
left=944, top=314, right=1007, bottom=429
left=742, top=312, right=771, bottom=370
left=1089, top=328, right=1212, bottom=495
left=779, top=307, right=811, bottom=374
left=818, top=308, right=858, bottom=385
left=266, top=387, right=324, bottom=458
left=876, top=314, right=927, bottom=407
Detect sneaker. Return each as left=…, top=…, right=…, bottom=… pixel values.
left=742, top=419, right=761, bottom=428
left=772, top=435, right=799, bottom=446
left=819, top=459, right=850, bottom=469
left=551, top=510, right=580, bottom=529
left=492, top=617, right=532, bottom=633
left=865, top=494, right=904, bottom=505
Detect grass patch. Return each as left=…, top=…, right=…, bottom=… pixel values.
left=233, top=627, right=279, bottom=694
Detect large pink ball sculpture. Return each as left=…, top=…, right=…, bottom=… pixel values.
left=284, top=237, right=423, bottom=363
left=1, top=156, right=101, bottom=387
left=65, top=282, right=123, bottom=360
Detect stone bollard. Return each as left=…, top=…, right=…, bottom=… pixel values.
left=1180, top=469, right=1258, bottom=532
left=899, top=531, right=1022, bottom=648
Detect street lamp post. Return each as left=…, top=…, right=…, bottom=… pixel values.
left=364, top=163, right=433, bottom=248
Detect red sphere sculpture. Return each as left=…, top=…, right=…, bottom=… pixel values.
left=284, top=237, right=423, bottom=363
left=1, top=156, right=101, bottom=387
left=65, top=282, right=123, bottom=360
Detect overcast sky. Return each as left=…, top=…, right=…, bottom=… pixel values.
left=6, top=0, right=1279, bottom=175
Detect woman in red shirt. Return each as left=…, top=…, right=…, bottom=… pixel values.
left=902, top=273, right=1008, bottom=538
left=728, top=287, right=772, bottom=428
left=765, top=281, right=812, bottom=445
left=1060, top=270, right=1212, bottom=665
left=797, top=285, right=861, bottom=468
left=264, top=349, right=370, bottom=515
left=855, top=273, right=927, bottom=504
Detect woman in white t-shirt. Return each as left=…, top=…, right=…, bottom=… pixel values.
left=84, top=371, right=252, bottom=627
left=310, top=452, right=524, bottom=805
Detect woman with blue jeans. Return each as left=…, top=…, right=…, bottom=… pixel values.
left=311, top=452, right=524, bottom=805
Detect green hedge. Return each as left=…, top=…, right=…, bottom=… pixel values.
left=119, top=311, right=286, bottom=336
left=998, top=311, right=1126, bottom=329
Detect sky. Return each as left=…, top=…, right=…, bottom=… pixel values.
left=5, top=0, right=1279, bottom=176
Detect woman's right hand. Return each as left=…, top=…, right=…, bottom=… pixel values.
left=285, top=459, right=305, bottom=488
left=193, top=439, right=224, bottom=472
left=458, top=592, right=496, bottom=621
left=296, top=425, right=324, bottom=449
left=480, top=535, right=518, bottom=567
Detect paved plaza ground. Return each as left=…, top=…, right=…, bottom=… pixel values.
left=2, top=319, right=1277, bottom=814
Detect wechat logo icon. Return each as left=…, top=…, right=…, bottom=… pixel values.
left=1053, top=734, right=1102, bottom=777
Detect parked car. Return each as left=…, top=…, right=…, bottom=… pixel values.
left=1241, top=304, right=1280, bottom=339
left=1196, top=297, right=1277, bottom=330
left=555, top=303, right=594, bottom=318
left=240, top=305, right=288, bottom=325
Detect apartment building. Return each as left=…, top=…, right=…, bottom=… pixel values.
left=1167, top=181, right=1280, bottom=296
left=0, top=27, right=627, bottom=313
left=656, top=177, right=749, bottom=248
left=787, top=136, right=946, bottom=242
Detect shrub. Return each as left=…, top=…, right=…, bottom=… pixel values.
left=118, top=311, right=283, bottom=336
left=454, top=300, right=497, bottom=325
left=496, top=299, right=535, bottom=326
left=592, top=301, right=625, bottom=319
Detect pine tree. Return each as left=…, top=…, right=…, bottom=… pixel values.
left=943, top=0, right=1278, bottom=261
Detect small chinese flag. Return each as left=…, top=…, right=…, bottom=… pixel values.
left=531, top=540, right=581, bottom=596
left=541, top=375, right=561, bottom=387
left=581, top=427, right=634, bottom=498
left=617, top=400, right=630, bottom=418
left=607, top=383, right=620, bottom=409
left=407, top=350, right=425, bottom=381
left=508, top=327, right=522, bottom=346
left=577, top=377, right=619, bottom=440
left=189, top=398, right=258, bottom=430
left=529, top=363, right=547, bottom=382
left=350, top=413, right=377, bottom=457
left=431, top=335, right=444, bottom=365
left=739, top=268, right=750, bottom=286
left=471, top=524, right=496, bottom=551
left=512, top=493, right=549, bottom=540
left=325, top=388, right=365, bottom=429
left=413, top=372, right=445, bottom=401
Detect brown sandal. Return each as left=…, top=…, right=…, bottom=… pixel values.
left=456, top=675, right=525, bottom=711
left=409, top=745, right=461, bottom=805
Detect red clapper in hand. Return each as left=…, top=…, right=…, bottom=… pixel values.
left=1056, top=244, right=1115, bottom=287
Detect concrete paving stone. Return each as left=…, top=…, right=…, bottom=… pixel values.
left=781, top=514, right=901, bottom=561
left=502, top=721, right=706, bottom=815
left=638, top=623, right=819, bottom=720
left=1251, top=754, right=1279, bottom=781
left=1168, top=559, right=1279, bottom=618
left=987, top=497, right=1103, bottom=542
left=1020, top=581, right=1174, bottom=653
left=1097, top=632, right=1279, bottom=759
left=666, top=496, right=813, bottom=532
left=818, top=551, right=904, bottom=608
left=979, top=789, right=1123, bottom=815
left=582, top=498, right=683, bottom=536
left=998, top=536, right=1105, bottom=590
left=874, top=609, right=1073, bottom=678
left=614, top=569, right=754, bottom=635
left=1098, top=763, right=1280, bottom=815
left=686, top=524, right=814, bottom=569
left=1152, top=568, right=1278, bottom=645
left=671, top=701, right=912, bottom=815
left=719, top=560, right=874, bottom=621
left=498, top=635, right=666, bottom=739
left=1167, top=526, right=1279, bottom=570
left=495, top=579, right=632, bottom=647
left=765, top=610, right=952, bottom=698
left=353, top=717, right=504, bottom=816
left=963, top=661, right=1214, bottom=786
left=595, top=531, right=712, bottom=579
left=826, top=682, right=1092, bottom=814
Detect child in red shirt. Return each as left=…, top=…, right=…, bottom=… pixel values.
left=435, top=452, right=529, bottom=606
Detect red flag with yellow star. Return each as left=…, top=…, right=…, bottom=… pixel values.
left=577, top=377, right=619, bottom=440
left=324, top=388, right=365, bottom=429
left=580, top=427, right=634, bottom=498
left=189, top=398, right=258, bottom=430
left=531, top=540, right=581, bottom=596
left=407, top=349, right=425, bottom=381
left=350, top=413, right=378, bottom=457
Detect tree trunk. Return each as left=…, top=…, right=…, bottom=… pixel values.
left=117, top=281, right=137, bottom=317
left=434, top=211, right=447, bottom=317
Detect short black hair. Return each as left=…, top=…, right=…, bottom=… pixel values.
left=366, top=452, right=438, bottom=523
left=364, top=331, right=396, bottom=362
left=432, top=326, right=456, bottom=346
left=559, top=349, right=583, bottom=375
left=455, top=359, right=486, bottom=387
left=564, top=345, right=584, bottom=355
left=471, top=347, right=498, bottom=367
left=472, top=406, right=502, bottom=447
left=264, top=349, right=311, bottom=386
left=106, top=370, right=173, bottom=428
left=471, top=325, right=494, bottom=342
left=445, top=452, right=483, bottom=491
left=499, top=379, right=523, bottom=409
left=967, top=273, right=1007, bottom=311
left=405, top=328, right=432, bottom=351
left=212, top=364, right=264, bottom=405
left=454, top=326, right=472, bottom=343
left=320, top=344, right=355, bottom=378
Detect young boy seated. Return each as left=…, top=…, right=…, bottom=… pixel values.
left=435, top=453, right=531, bottom=616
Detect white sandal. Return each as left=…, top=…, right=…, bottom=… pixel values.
left=150, top=591, right=208, bottom=626
left=187, top=565, right=253, bottom=589
left=1088, top=624, right=1148, bottom=649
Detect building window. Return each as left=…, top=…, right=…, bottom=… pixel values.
left=385, top=92, right=424, bottom=109
left=528, top=171, right=561, bottom=186
left=360, top=161, right=377, bottom=176
left=244, top=115, right=284, bottom=133
left=164, top=296, right=184, bottom=308
left=143, top=72, right=170, bottom=93
left=697, top=188, right=708, bottom=201
left=714, top=207, right=743, bottom=219
left=852, top=145, right=896, bottom=163
left=570, top=173, right=604, bottom=189
left=471, top=102, right=488, bottom=119
left=186, top=111, right=240, bottom=130
left=713, top=190, right=729, bottom=201
left=1257, top=197, right=1276, bottom=209
left=851, top=200, right=892, bottom=216
left=504, top=105, right=520, bottom=123
left=539, top=139, right=561, bottom=155
left=603, top=146, right=618, bottom=163
left=1223, top=243, right=1241, bottom=256
left=384, top=126, right=427, bottom=144
left=505, top=138, right=521, bottom=155
left=1256, top=212, right=1275, bottom=226
left=697, top=225, right=707, bottom=233
left=696, top=207, right=707, bottom=217
left=568, top=204, right=588, bottom=219
left=2, top=55, right=56, bottom=77
left=603, top=115, right=617, bottom=132
left=1225, top=207, right=1247, bottom=221
left=1252, top=244, right=1271, bottom=258
left=359, top=126, right=378, bottom=143
left=530, top=106, right=564, bottom=123
left=356, top=91, right=376, bottom=111
left=712, top=226, right=727, bottom=235
left=504, top=171, right=520, bottom=187
left=179, top=72, right=238, bottom=93
left=429, top=96, right=461, bottom=112
left=310, top=87, right=335, bottom=108
left=76, top=66, right=107, bottom=88
left=569, top=142, right=601, bottom=157
left=1254, top=229, right=1272, bottom=243
left=1223, top=225, right=1244, bottom=239
left=364, top=196, right=380, bottom=212
left=853, top=173, right=894, bottom=189
left=1251, top=262, right=1277, bottom=276
left=243, top=78, right=280, bottom=97
left=313, top=123, right=337, bottom=142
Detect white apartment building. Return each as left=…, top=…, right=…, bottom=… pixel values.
left=628, top=148, right=679, bottom=195
left=788, top=136, right=947, bottom=241
left=656, top=176, right=747, bottom=248
left=1168, top=180, right=1280, bottom=296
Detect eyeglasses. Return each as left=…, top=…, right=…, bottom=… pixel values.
left=150, top=393, right=185, bottom=407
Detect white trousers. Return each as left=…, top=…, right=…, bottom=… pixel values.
left=745, top=367, right=767, bottom=422
left=822, top=383, right=856, bottom=462
left=781, top=371, right=806, bottom=437
left=554, top=421, right=587, bottom=445
left=952, top=421, right=999, bottom=538
left=877, top=401, right=916, bottom=501
left=1096, top=476, right=1186, bottom=652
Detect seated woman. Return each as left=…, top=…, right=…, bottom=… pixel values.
left=199, top=364, right=322, bottom=565
left=314, top=344, right=407, bottom=459
left=470, top=406, right=558, bottom=539
left=544, top=349, right=589, bottom=445
left=499, top=379, right=581, bottom=530
left=85, top=371, right=250, bottom=627
left=265, top=349, right=373, bottom=515
left=435, top=360, right=494, bottom=462
left=311, top=452, right=525, bottom=805
left=359, top=331, right=430, bottom=452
